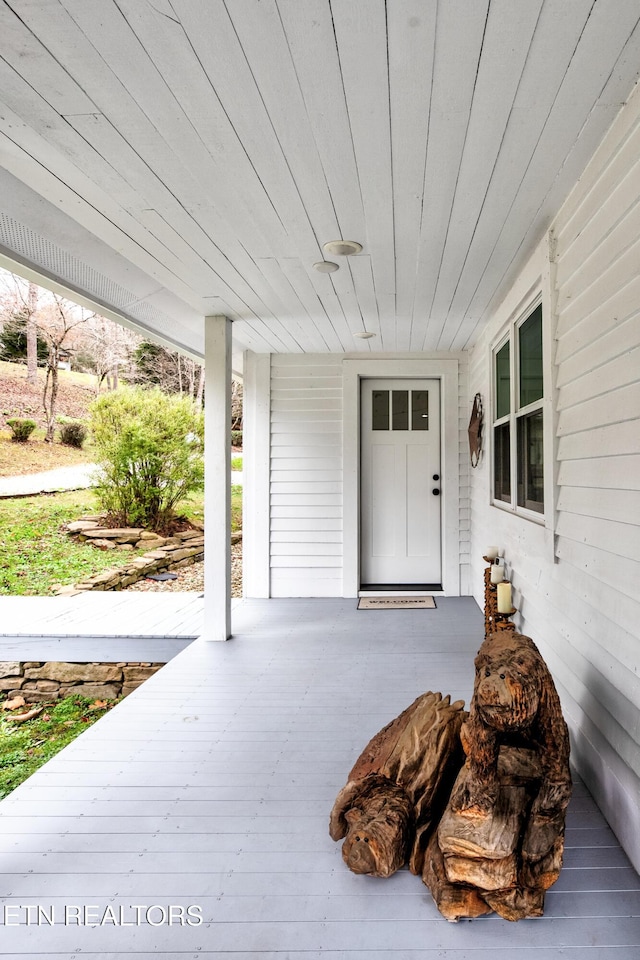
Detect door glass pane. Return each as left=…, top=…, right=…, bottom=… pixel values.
left=495, top=341, right=510, bottom=419
left=411, top=390, right=429, bottom=430
left=494, top=422, right=511, bottom=503
left=392, top=390, right=409, bottom=431
left=519, top=304, right=543, bottom=407
left=517, top=409, right=544, bottom=513
left=372, top=390, right=389, bottom=430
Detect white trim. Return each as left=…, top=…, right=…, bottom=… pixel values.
left=342, top=357, right=461, bottom=598
left=542, top=229, right=560, bottom=561
left=203, top=316, right=232, bottom=640
left=243, top=351, right=271, bottom=598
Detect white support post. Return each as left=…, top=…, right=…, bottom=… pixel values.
left=204, top=315, right=232, bottom=640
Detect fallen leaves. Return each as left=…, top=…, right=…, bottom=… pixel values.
left=7, top=706, right=44, bottom=724
left=2, top=696, right=26, bottom=711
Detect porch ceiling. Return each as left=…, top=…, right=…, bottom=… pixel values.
left=1, top=0, right=640, bottom=356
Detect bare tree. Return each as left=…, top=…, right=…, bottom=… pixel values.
left=39, top=296, right=92, bottom=441
left=0, top=271, right=41, bottom=381
left=73, top=315, right=139, bottom=394
left=26, top=282, right=39, bottom=383
left=231, top=379, right=243, bottom=430
left=130, top=341, right=205, bottom=405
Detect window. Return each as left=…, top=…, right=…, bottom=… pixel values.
left=492, top=302, right=544, bottom=516
left=372, top=389, right=429, bottom=431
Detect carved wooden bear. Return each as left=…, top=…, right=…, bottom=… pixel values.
left=330, top=691, right=466, bottom=878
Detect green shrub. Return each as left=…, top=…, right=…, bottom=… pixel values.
left=6, top=418, right=37, bottom=442
left=231, top=430, right=243, bottom=447
left=59, top=421, right=87, bottom=448
left=89, top=387, right=204, bottom=531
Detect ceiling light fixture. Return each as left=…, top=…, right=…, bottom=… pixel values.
left=313, top=260, right=339, bottom=273
left=354, top=331, right=376, bottom=339
left=323, top=239, right=363, bottom=257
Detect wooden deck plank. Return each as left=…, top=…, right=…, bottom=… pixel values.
left=0, top=598, right=638, bottom=957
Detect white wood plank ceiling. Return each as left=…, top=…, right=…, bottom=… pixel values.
left=1, top=0, right=640, bottom=355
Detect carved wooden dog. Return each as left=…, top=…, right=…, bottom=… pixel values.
left=433, top=631, right=573, bottom=920
left=451, top=631, right=572, bottom=828
left=330, top=691, right=466, bottom=877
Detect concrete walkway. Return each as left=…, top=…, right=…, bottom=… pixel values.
left=0, top=463, right=98, bottom=497
left=0, top=460, right=242, bottom=497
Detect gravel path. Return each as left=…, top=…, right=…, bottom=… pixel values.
left=124, top=542, right=243, bottom=597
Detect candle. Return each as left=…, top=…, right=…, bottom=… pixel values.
left=490, top=561, right=504, bottom=584
left=486, top=546, right=499, bottom=560
left=497, top=581, right=512, bottom=614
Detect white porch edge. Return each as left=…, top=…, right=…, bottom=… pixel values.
left=342, top=357, right=461, bottom=598
left=243, top=350, right=271, bottom=598
left=203, top=315, right=232, bottom=640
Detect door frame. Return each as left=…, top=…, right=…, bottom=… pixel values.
left=342, top=357, right=461, bottom=598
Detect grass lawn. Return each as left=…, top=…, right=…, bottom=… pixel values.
left=0, top=486, right=241, bottom=595
left=0, top=430, right=95, bottom=476
left=0, top=489, right=143, bottom=595
left=0, top=695, right=118, bottom=799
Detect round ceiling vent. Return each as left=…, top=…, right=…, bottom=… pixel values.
left=323, top=239, right=363, bottom=257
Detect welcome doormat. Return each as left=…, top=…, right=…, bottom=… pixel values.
left=357, top=596, right=437, bottom=610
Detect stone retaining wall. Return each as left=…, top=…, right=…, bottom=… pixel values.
left=0, top=661, right=163, bottom=702
left=51, top=518, right=241, bottom=595
left=54, top=519, right=206, bottom=596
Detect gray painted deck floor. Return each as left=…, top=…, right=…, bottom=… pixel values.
left=0, top=593, right=207, bottom=663
left=0, top=597, right=638, bottom=958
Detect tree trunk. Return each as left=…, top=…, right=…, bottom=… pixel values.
left=26, top=282, right=38, bottom=384
left=43, top=349, right=59, bottom=442
left=196, top=364, right=205, bottom=407
left=177, top=353, right=183, bottom=394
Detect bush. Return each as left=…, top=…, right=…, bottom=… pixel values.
left=89, top=387, right=204, bottom=531
left=6, top=418, right=37, bottom=442
left=231, top=430, right=243, bottom=447
left=59, top=421, right=87, bottom=448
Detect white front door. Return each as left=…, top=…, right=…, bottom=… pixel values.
left=360, top=378, right=442, bottom=587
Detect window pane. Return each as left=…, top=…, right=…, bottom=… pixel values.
left=519, top=304, right=543, bottom=407
left=411, top=390, right=429, bottom=430
left=494, top=422, right=511, bottom=503
left=495, top=341, right=510, bottom=419
left=372, top=390, right=389, bottom=430
left=392, top=390, right=409, bottom=431
left=517, top=409, right=544, bottom=513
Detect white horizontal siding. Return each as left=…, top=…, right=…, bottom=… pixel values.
left=270, top=356, right=343, bottom=597
left=268, top=353, right=470, bottom=598
left=468, top=80, right=640, bottom=873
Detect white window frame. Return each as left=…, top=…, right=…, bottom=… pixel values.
left=491, top=295, right=546, bottom=523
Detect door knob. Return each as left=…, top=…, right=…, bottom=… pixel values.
left=432, top=488, right=440, bottom=496
left=432, top=474, right=440, bottom=481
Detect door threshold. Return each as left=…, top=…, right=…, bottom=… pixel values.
left=359, top=585, right=443, bottom=597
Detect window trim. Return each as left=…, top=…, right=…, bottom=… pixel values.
left=491, top=295, right=546, bottom=523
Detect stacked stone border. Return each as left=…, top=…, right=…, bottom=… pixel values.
left=53, top=517, right=235, bottom=596
left=0, top=661, right=164, bottom=703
